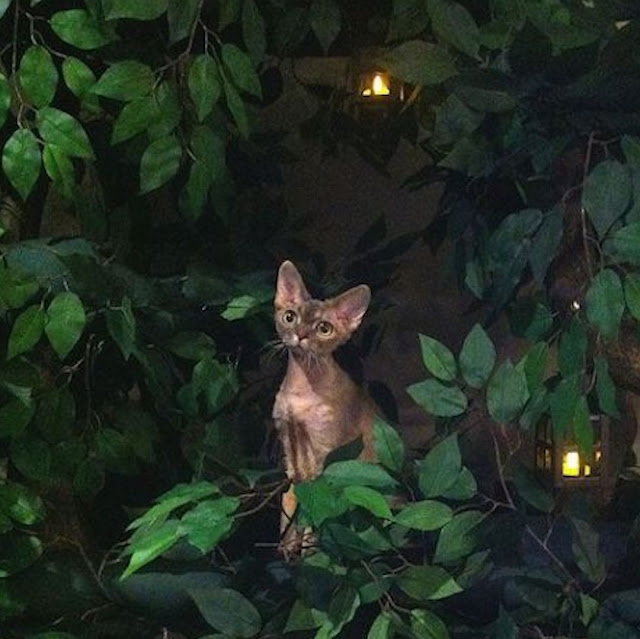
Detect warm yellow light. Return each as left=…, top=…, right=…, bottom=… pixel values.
left=372, top=74, right=390, bottom=96
left=563, top=451, right=581, bottom=477
left=362, top=73, right=390, bottom=97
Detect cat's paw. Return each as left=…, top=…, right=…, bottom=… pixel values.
left=279, top=527, right=316, bottom=560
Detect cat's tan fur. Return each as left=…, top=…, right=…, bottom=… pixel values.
left=272, top=261, right=376, bottom=554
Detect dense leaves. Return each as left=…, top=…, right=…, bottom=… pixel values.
left=0, top=1, right=639, bottom=638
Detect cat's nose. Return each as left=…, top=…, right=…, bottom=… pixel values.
left=288, top=334, right=300, bottom=346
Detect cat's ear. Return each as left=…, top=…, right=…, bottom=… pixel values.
left=275, top=261, right=311, bottom=307
left=332, top=285, right=371, bottom=331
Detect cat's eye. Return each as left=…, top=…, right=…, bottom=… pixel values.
left=282, top=309, right=298, bottom=325
left=315, top=321, right=334, bottom=337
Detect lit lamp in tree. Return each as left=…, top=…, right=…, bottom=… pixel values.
left=535, top=415, right=609, bottom=489
left=353, top=67, right=404, bottom=121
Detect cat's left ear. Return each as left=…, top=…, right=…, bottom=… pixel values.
left=333, top=285, right=371, bottom=331
left=275, top=260, right=311, bottom=307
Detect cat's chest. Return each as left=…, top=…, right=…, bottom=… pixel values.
left=273, top=387, right=338, bottom=433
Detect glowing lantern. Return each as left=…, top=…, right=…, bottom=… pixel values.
left=361, top=72, right=391, bottom=97
left=535, top=415, right=609, bottom=489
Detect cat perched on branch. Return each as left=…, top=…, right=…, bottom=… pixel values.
left=272, top=260, right=377, bottom=556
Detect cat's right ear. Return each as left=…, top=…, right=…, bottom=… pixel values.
left=275, top=261, right=311, bottom=307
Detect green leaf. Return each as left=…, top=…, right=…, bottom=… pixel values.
left=166, top=331, right=215, bottom=360
left=73, top=457, right=105, bottom=498
left=221, top=294, right=265, bottom=320
left=343, top=485, right=393, bottom=520
left=104, top=0, right=168, bottom=20
left=0, top=265, right=39, bottom=310
left=416, top=435, right=461, bottom=498
left=407, top=379, right=467, bottom=417
left=573, top=395, right=593, bottom=457
left=221, top=44, right=262, bottom=99
left=111, top=95, right=160, bottom=144
left=43, top=144, right=75, bottom=201
left=295, top=477, right=349, bottom=526
left=45, top=292, right=86, bottom=359
left=310, top=0, right=341, bottom=54
left=607, top=222, right=640, bottom=265
left=624, top=273, right=640, bottom=320
left=168, top=0, right=201, bottom=42
left=0, top=533, right=43, bottom=576
left=188, top=587, right=261, bottom=638
left=410, top=609, right=450, bottom=639
left=397, top=565, right=462, bottom=601
left=486, top=359, right=529, bottom=423
left=36, top=386, right=76, bottom=442
left=595, top=354, right=619, bottom=418
left=36, top=107, right=94, bottom=159
left=7, top=304, right=45, bottom=359
left=529, top=206, right=564, bottom=285
left=128, top=481, right=220, bottom=531
left=324, top=460, right=398, bottom=490
left=181, top=497, right=239, bottom=552
left=523, top=342, right=549, bottom=392
left=434, top=510, right=483, bottom=564
left=496, top=606, right=518, bottom=639
left=219, top=0, right=242, bottom=30
left=372, top=416, right=405, bottom=472
left=326, top=583, right=360, bottom=635
left=418, top=334, right=457, bottom=381
left=583, top=160, right=632, bottom=239
left=367, top=612, right=392, bottom=639
left=622, top=135, right=640, bottom=168
left=452, top=72, right=516, bottom=114
left=50, top=10, right=115, bottom=50
left=0, top=481, right=46, bottom=524
left=106, top=297, right=136, bottom=360
left=585, top=268, right=624, bottom=339
left=18, top=46, right=58, bottom=108
left=441, top=466, right=477, bottom=500
left=139, top=135, right=182, bottom=194
left=92, top=61, right=155, bottom=101
left=122, top=519, right=184, bottom=578
left=0, top=398, right=35, bottom=439
left=579, top=593, right=599, bottom=627
left=10, top=435, right=52, bottom=482
left=242, top=0, right=267, bottom=63
left=148, top=81, right=182, bottom=138
left=2, top=128, right=42, bottom=200
left=432, top=94, right=484, bottom=146
left=512, top=466, right=554, bottom=513
left=180, top=124, right=226, bottom=220
left=459, top=324, right=495, bottom=388
left=0, top=0, right=11, bottom=19
left=380, top=40, right=457, bottom=85
left=387, top=0, right=430, bottom=42
left=427, top=0, right=479, bottom=58
left=395, top=500, right=452, bottom=531
left=223, top=79, right=250, bottom=138
left=558, top=317, right=587, bottom=377
left=188, top=55, right=222, bottom=123
left=62, top=57, right=97, bottom=98
left=549, top=376, right=580, bottom=441
left=571, top=517, right=605, bottom=583
left=0, top=72, right=10, bottom=129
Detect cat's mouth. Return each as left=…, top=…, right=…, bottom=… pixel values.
left=283, top=335, right=311, bottom=351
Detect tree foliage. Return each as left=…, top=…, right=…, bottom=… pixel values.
left=0, top=0, right=639, bottom=638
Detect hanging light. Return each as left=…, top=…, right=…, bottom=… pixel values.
left=535, top=415, right=609, bottom=490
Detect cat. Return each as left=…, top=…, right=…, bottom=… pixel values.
left=272, top=260, right=377, bottom=555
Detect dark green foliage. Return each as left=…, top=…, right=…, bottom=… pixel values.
left=0, top=1, right=639, bottom=638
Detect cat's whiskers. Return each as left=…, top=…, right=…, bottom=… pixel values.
left=263, top=339, right=287, bottom=364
